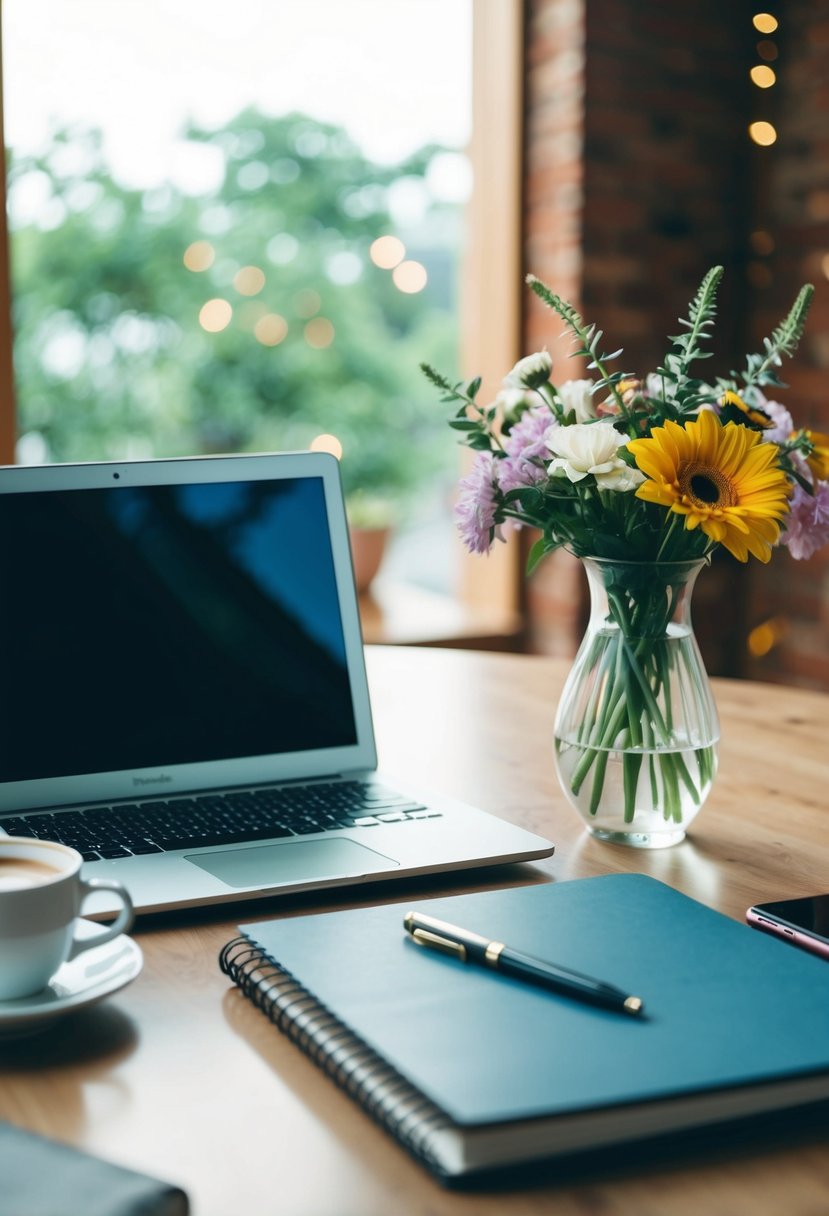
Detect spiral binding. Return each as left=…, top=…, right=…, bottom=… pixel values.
left=219, top=936, right=455, bottom=1175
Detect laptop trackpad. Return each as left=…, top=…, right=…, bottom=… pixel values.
left=184, top=838, right=398, bottom=889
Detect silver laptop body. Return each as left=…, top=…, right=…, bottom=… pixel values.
left=0, top=452, right=553, bottom=914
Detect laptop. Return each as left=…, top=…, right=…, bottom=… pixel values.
left=0, top=451, right=553, bottom=915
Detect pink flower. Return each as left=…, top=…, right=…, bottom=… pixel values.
left=781, top=481, right=829, bottom=560
left=498, top=406, right=556, bottom=492
left=455, top=452, right=501, bottom=554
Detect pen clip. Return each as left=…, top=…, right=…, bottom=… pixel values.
left=411, top=928, right=468, bottom=961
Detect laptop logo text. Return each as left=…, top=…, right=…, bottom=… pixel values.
left=133, top=774, right=173, bottom=787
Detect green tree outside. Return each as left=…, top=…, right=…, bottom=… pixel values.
left=8, top=108, right=461, bottom=525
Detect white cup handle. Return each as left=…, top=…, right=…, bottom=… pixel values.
left=68, top=877, right=135, bottom=959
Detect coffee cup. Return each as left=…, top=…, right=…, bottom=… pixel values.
left=0, top=837, right=134, bottom=1001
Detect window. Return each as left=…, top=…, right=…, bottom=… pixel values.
left=1, top=1, right=524, bottom=640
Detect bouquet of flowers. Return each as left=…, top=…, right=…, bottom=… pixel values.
left=422, top=268, right=827, bottom=841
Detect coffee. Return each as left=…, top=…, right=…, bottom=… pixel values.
left=0, top=855, right=60, bottom=892
left=0, top=838, right=134, bottom=999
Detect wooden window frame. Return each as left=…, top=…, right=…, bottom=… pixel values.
left=0, top=18, right=15, bottom=464
left=459, top=0, right=524, bottom=627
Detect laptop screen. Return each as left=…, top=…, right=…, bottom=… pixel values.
left=0, top=474, right=358, bottom=786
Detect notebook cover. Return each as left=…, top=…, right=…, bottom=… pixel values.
left=240, top=874, right=829, bottom=1128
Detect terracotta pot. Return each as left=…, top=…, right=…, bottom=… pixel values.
left=349, top=526, right=391, bottom=594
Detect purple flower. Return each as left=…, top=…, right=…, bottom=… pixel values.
left=758, top=395, right=795, bottom=445
left=781, top=481, right=829, bottom=560
left=455, top=452, right=501, bottom=554
left=498, top=406, right=556, bottom=493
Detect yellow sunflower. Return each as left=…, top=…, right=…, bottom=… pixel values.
left=798, top=429, right=829, bottom=481
left=628, top=409, right=791, bottom=563
left=718, top=389, right=773, bottom=431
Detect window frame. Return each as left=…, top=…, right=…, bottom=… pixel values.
left=0, top=18, right=15, bottom=464
left=460, top=0, right=524, bottom=624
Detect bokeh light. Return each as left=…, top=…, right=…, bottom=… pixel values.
left=752, top=12, right=778, bottom=33
left=370, top=235, right=406, bottom=269
left=750, top=229, right=775, bottom=255
left=808, top=191, right=829, bottom=220
left=310, top=433, right=343, bottom=460
left=199, top=298, right=232, bottom=332
left=234, top=265, right=266, bottom=295
left=253, top=313, right=288, bottom=346
left=183, top=240, right=215, bottom=271
left=750, top=64, right=776, bottom=88
left=392, top=259, right=428, bottom=293
left=749, top=121, right=777, bottom=146
left=747, top=616, right=787, bottom=658
left=304, top=317, right=335, bottom=348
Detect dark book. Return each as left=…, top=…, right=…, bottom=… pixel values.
left=0, top=1122, right=188, bottom=1216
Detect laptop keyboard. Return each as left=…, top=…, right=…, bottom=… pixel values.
left=1, top=780, right=440, bottom=862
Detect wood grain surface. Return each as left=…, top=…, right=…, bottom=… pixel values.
left=2, top=646, right=828, bottom=1215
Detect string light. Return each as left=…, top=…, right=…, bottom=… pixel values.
left=750, top=230, right=775, bottom=255
left=749, top=121, right=777, bottom=147
left=747, top=13, right=780, bottom=294
left=750, top=64, right=776, bottom=88
left=752, top=12, right=778, bottom=33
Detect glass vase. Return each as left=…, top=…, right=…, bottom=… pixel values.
left=554, top=556, right=720, bottom=848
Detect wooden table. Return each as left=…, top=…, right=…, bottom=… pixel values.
left=2, top=647, right=829, bottom=1215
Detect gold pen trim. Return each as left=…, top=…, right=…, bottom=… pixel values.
left=484, top=941, right=505, bottom=967
left=623, top=995, right=644, bottom=1015
left=411, top=928, right=468, bottom=961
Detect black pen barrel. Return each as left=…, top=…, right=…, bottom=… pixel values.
left=498, top=947, right=628, bottom=1010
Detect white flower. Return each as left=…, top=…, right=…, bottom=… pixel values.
left=494, top=386, right=536, bottom=427
left=546, top=422, right=645, bottom=491
left=503, top=349, right=552, bottom=390
left=557, top=378, right=596, bottom=422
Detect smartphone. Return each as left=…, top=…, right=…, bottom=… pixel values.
left=747, top=894, right=829, bottom=961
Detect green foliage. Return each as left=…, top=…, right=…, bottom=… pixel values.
left=525, top=274, right=630, bottom=417
left=655, top=265, right=723, bottom=416
left=9, top=110, right=459, bottom=518
left=736, top=283, right=815, bottom=391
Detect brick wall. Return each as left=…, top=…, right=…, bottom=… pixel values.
left=743, top=1, right=829, bottom=688
left=523, top=0, right=586, bottom=655
left=522, top=0, right=829, bottom=685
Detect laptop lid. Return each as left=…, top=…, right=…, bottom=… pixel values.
left=0, top=451, right=377, bottom=814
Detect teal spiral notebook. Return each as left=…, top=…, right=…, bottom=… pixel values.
left=220, top=874, right=829, bottom=1181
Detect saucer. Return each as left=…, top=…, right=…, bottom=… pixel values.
left=0, top=919, right=143, bottom=1038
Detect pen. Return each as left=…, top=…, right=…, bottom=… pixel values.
left=403, top=911, right=644, bottom=1017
